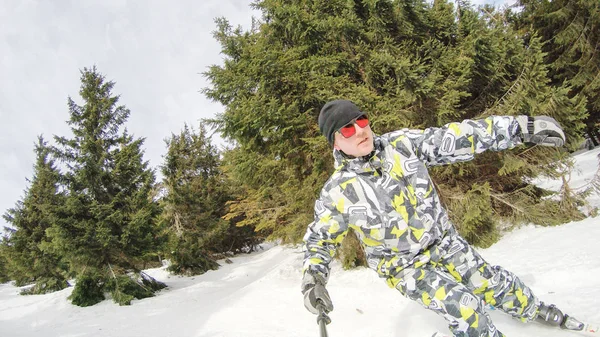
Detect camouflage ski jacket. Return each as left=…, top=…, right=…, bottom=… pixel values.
left=302, top=116, right=524, bottom=282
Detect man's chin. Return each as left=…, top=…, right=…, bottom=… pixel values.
left=357, top=143, right=374, bottom=156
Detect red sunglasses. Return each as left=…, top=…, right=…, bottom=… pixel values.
left=337, top=115, right=369, bottom=138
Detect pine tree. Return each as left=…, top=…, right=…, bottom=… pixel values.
left=159, top=124, right=258, bottom=276
left=47, top=67, right=165, bottom=306
left=0, top=137, right=68, bottom=293
left=204, top=0, right=587, bottom=250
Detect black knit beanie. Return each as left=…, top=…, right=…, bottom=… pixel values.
left=318, top=100, right=364, bottom=144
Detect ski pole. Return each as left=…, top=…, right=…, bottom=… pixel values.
left=316, top=301, right=331, bottom=337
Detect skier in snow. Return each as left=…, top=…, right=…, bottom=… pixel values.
left=301, top=99, right=579, bottom=337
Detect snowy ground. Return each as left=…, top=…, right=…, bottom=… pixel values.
left=2, top=148, right=600, bottom=337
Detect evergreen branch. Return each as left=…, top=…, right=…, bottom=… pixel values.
left=489, top=192, right=526, bottom=214
left=566, top=153, right=600, bottom=193
left=573, top=16, right=591, bottom=50
left=173, top=212, right=183, bottom=237
left=253, top=206, right=285, bottom=212
left=548, top=10, right=581, bottom=46
left=515, top=144, right=539, bottom=157
left=491, top=66, right=526, bottom=112
left=580, top=48, right=600, bottom=80
left=135, top=271, right=152, bottom=292
left=479, top=7, right=499, bottom=23
left=581, top=67, right=600, bottom=93
left=108, top=263, right=117, bottom=279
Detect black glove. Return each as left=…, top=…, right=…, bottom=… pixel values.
left=516, top=115, right=565, bottom=147
left=301, top=272, right=333, bottom=315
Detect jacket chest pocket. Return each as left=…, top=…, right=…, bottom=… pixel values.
left=348, top=205, right=386, bottom=243
left=348, top=205, right=371, bottom=228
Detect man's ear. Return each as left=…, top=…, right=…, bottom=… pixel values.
left=332, top=134, right=340, bottom=150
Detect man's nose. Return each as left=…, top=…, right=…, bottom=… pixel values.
left=355, top=122, right=367, bottom=135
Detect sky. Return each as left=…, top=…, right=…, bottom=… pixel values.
left=0, top=147, right=598, bottom=337
left=0, top=0, right=517, bottom=231
left=0, top=0, right=259, bottom=230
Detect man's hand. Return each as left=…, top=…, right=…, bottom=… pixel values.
left=301, top=272, right=333, bottom=315
left=517, top=115, right=566, bottom=147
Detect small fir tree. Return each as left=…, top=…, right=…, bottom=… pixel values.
left=0, top=136, right=68, bottom=293
left=160, top=124, right=258, bottom=276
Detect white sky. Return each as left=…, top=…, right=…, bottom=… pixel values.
left=475, top=0, right=516, bottom=7
left=0, top=0, right=259, bottom=230
left=0, top=147, right=598, bottom=337
left=0, top=0, right=517, bottom=230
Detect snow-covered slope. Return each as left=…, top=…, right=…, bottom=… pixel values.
left=2, top=148, right=599, bottom=337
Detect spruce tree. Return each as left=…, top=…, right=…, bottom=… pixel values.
left=204, top=0, right=587, bottom=251
left=0, top=252, right=8, bottom=283
left=47, top=67, right=165, bottom=306
left=0, top=137, right=68, bottom=293
left=160, top=124, right=258, bottom=276
left=512, top=0, right=600, bottom=144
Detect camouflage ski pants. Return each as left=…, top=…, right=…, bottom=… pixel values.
left=386, top=233, right=539, bottom=337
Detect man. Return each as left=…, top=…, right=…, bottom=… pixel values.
left=301, top=99, right=583, bottom=337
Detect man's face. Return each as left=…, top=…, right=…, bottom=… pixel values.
left=333, top=116, right=374, bottom=157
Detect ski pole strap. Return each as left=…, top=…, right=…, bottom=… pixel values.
left=316, top=301, right=331, bottom=324
left=316, top=301, right=331, bottom=337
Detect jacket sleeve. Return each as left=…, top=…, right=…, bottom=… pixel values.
left=400, top=115, right=523, bottom=166
left=302, top=187, right=350, bottom=283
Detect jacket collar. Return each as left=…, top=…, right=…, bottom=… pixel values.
left=333, top=135, right=384, bottom=174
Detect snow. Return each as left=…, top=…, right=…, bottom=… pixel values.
left=2, top=148, right=600, bottom=337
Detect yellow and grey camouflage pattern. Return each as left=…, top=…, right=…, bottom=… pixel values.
left=387, top=233, right=538, bottom=336
left=302, top=116, right=537, bottom=336
left=303, top=116, right=522, bottom=280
